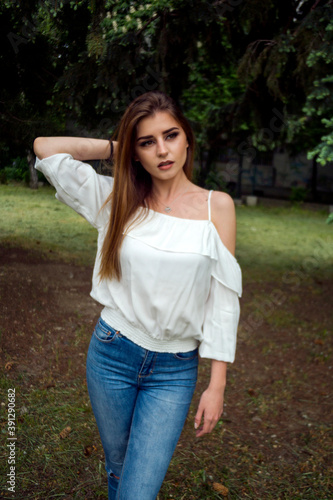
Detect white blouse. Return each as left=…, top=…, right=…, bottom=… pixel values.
left=35, top=154, right=242, bottom=362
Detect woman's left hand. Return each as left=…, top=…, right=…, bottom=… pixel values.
left=194, top=386, right=225, bottom=437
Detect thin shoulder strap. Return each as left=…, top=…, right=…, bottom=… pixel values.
left=208, top=190, right=213, bottom=221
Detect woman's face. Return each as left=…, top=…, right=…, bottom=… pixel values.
left=134, top=111, right=188, bottom=182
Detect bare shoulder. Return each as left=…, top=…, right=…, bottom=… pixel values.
left=211, top=190, right=235, bottom=212
left=210, top=191, right=236, bottom=255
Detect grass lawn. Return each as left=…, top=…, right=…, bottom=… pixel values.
left=236, top=203, right=332, bottom=278
left=1, top=183, right=332, bottom=273
left=0, top=184, right=97, bottom=266
left=0, top=183, right=332, bottom=499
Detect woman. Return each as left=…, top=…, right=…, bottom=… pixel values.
left=33, top=90, right=242, bottom=500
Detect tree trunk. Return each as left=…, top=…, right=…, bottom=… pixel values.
left=27, top=151, right=38, bottom=189
left=311, top=156, right=318, bottom=202
left=236, top=154, right=244, bottom=199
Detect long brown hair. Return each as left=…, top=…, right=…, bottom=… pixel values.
left=99, top=90, right=195, bottom=281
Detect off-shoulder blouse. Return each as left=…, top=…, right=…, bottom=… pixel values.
left=35, top=154, right=242, bottom=362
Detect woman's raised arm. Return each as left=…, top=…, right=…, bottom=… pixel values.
left=33, top=137, right=117, bottom=161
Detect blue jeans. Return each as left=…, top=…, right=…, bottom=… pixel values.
left=86, top=317, right=198, bottom=500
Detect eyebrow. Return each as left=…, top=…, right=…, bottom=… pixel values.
left=136, top=127, right=180, bottom=142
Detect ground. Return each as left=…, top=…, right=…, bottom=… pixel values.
left=0, top=244, right=332, bottom=499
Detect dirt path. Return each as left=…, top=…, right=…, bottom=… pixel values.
left=1, top=244, right=332, bottom=498
left=0, top=246, right=99, bottom=382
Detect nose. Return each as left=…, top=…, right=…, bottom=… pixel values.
left=156, top=138, right=168, bottom=157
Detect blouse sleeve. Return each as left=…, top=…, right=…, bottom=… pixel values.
left=199, top=277, right=241, bottom=362
left=199, top=236, right=242, bottom=363
left=35, top=153, right=114, bottom=229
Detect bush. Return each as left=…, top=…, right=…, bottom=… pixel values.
left=1, top=157, right=29, bottom=184
left=326, top=213, right=333, bottom=224
left=204, top=168, right=228, bottom=192
left=0, top=169, right=8, bottom=184
left=289, top=186, right=309, bottom=203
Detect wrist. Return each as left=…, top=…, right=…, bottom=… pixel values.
left=208, top=359, right=227, bottom=392
left=207, top=381, right=226, bottom=392
left=108, top=139, right=114, bottom=162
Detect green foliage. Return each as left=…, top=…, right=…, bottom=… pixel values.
left=203, top=168, right=228, bottom=192
left=326, top=213, right=333, bottom=225
left=182, top=53, right=244, bottom=149
left=307, top=122, right=333, bottom=166
left=2, top=157, right=29, bottom=183
left=289, top=186, right=309, bottom=204
left=102, top=1, right=167, bottom=40
left=302, top=12, right=333, bottom=165
left=0, top=0, right=67, bottom=167
left=236, top=1, right=333, bottom=162
left=1, top=0, right=333, bottom=190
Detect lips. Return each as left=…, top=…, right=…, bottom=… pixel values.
left=158, top=161, right=174, bottom=169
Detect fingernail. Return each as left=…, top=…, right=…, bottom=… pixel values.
left=194, top=422, right=198, bottom=429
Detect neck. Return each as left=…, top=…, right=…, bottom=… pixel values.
left=151, top=171, right=190, bottom=202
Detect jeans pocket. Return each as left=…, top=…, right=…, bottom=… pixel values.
left=173, top=348, right=198, bottom=361
left=93, top=318, right=121, bottom=343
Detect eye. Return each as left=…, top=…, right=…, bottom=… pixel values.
left=139, top=140, right=154, bottom=147
left=166, top=132, right=179, bottom=140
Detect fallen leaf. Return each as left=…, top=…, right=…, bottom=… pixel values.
left=212, top=482, right=229, bottom=496
left=84, top=444, right=97, bottom=457
left=59, top=426, right=72, bottom=439
left=5, top=361, right=14, bottom=371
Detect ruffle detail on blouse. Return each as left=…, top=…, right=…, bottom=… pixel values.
left=124, top=210, right=242, bottom=297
